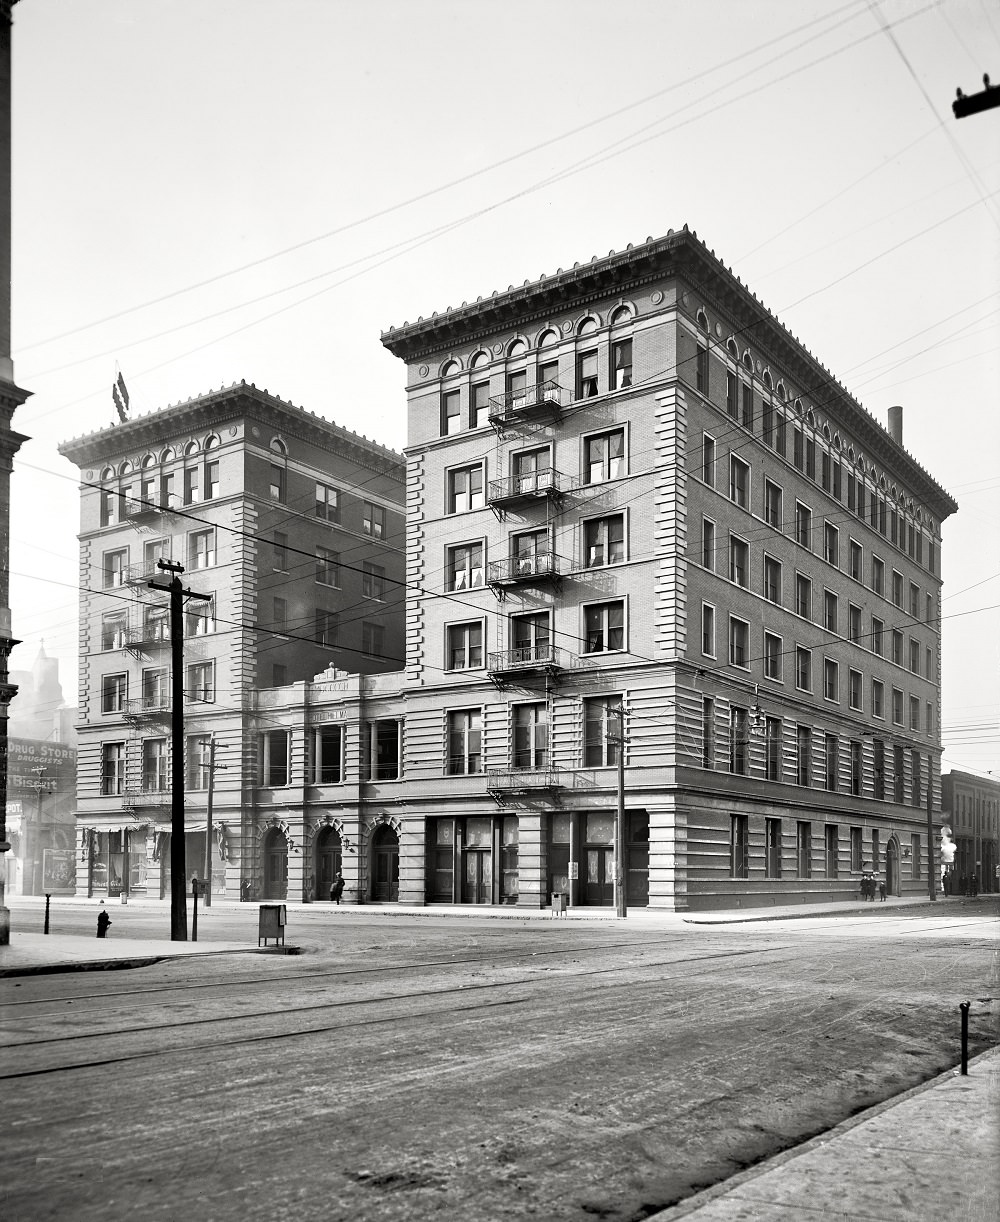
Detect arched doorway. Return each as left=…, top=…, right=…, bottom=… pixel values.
left=371, top=824, right=399, bottom=902
left=316, top=826, right=342, bottom=900
left=885, top=837, right=899, bottom=897
left=262, top=828, right=288, bottom=900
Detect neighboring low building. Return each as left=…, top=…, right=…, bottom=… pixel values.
left=940, top=770, right=999, bottom=893
left=58, top=383, right=405, bottom=900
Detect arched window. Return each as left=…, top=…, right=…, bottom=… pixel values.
left=742, top=351, right=753, bottom=371
left=441, top=359, right=460, bottom=377
left=696, top=309, right=709, bottom=330
left=160, top=447, right=175, bottom=463
left=470, top=350, right=490, bottom=368
left=184, top=440, right=199, bottom=456
left=100, top=466, right=114, bottom=482
left=205, top=434, right=220, bottom=451
left=776, top=381, right=786, bottom=401
left=537, top=329, right=558, bottom=349
left=727, top=337, right=738, bottom=358
left=119, top=460, right=133, bottom=476
left=762, top=370, right=772, bottom=391
left=141, top=453, right=157, bottom=469
left=610, top=305, right=633, bottom=326
left=577, top=317, right=599, bottom=336
left=270, top=437, right=287, bottom=455
left=508, top=339, right=527, bottom=358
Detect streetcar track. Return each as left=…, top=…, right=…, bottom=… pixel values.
left=1, top=944, right=793, bottom=1060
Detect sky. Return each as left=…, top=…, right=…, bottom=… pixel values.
left=9, top=0, right=1000, bottom=777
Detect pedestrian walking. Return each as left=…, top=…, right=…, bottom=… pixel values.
left=330, top=872, right=345, bottom=904
left=878, top=878, right=887, bottom=902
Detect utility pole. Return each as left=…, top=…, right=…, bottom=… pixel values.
left=926, top=751, right=936, bottom=902
left=148, top=560, right=212, bottom=941
left=608, top=703, right=627, bottom=919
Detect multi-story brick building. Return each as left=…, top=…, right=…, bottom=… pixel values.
left=941, top=770, right=999, bottom=893
left=245, top=227, right=957, bottom=911
left=58, top=382, right=405, bottom=900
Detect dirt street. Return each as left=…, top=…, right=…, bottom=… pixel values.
left=3, top=905, right=997, bottom=1221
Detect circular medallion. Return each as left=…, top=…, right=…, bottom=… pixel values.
left=651, top=291, right=663, bottom=305
left=418, top=364, right=429, bottom=377
left=561, top=321, right=572, bottom=333
left=85, top=470, right=94, bottom=480
left=715, top=323, right=722, bottom=336
left=252, top=427, right=260, bottom=437
left=229, top=426, right=237, bottom=436
left=493, top=343, right=503, bottom=355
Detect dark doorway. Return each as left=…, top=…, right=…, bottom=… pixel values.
left=626, top=810, right=650, bottom=907
left=316, top=826, right=342, bottom=900
left=263, top=828, right=288, bottom=900
left=886, top=838, right=898, bottom=897
left=371, top=824, right=399, bottom=902
left=583, top=812, right=615, bottom=907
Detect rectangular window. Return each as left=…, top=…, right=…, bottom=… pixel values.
left=702, top=434, right=716, bottom=486
left=824, top=589, right=838, bottom=633
left=730, top=536, right=749, bottom=588
left=446, top=621, right=483, bottom=671
left=872, top=678, right=884, bottom=719
left=472, top=381, right=491, bottom=429
left=763, top=631, right=782, bottom=681
left=142, top=737, right=170, bottom=794
left=702, top=697, right=715, bottom=769
left=447, top=465, right=484, bottom=514
left=762, top=400, right=774, bottom=447
left=806, top=438, right=816, bottom=481
left=731, top=814, right=749, bottom=879
left=872, top=556, right=885, bottom=596
left=702, top=604, right=716, bottom=658
left=702, top=518, right=716, bottom=571
left=584, top=514, right=625, bottom=568
left=185, top=597, right=215, bottom=637
left=729, top=617, right=749, bottom=669
left=100, top=488, right=118, bottom=527
left=362, top=562, right=385, bottom=601
left=775, top=411, right=787, bottom=457
left=513, top=703, right=548, bottom=769
left=313, top=724, right=343, bottom=785
left=909, top=696, right=920, bottom=731
left=101, top=672, right=127, bottom=714
left=795, top=503, right=812, bottom=549
left=824, top=522, right=839, bottom=567
left=849, top=604, right=862, bottom=642
left=696, top=344, right=709, bottom=393
left=184, top=733, right=210, bottom=790
left=729, top=456, right=749, bottom=508
left=205, top=460, right=219, bottom=501
left=141, top=667, right=168, bottom=708
left=272, top=532, right=288, bottom=572
left=823, top=658, right=839, bottom=702
left=269, top=464, right=285, bottom=503
left=584, top=601, right=625, bottom=654
left=892, top=687, right=903, bottom=726
left=584, top=428, right=625, bottom=484
left=442, top=389, right=461, bottom=435
left=795, top=573, right=812, bottom=619
left=893, top=744, right=906, bottom=803
left=797, top=821, right=812, bottom=878
left=797, top=726, right=812, bottom=786
left=184, top=466, right=201, bottom=505
left=849, top=668, right=863, bottom=711
left=187, top=661, right=214, bottom=703
left=584, top=695, right=622, bottom=768
left=848, top=739, right=864, bottom=797
left=833, top=461, right=842, bottom=501
left=364, top=501, right=386, bottom=539
left=367, top=719, right=400, bottom=781
left=850, top=540, right=863, bottom=581
left=612, top=339, right=632, bottom=390
left=793, top=427, right=804, bottom=470
left=511, top=611, right=549, bottom=654
left=825, top=733, right=839, bottom=792
left=726, top=371, right=738, bottom=418
left=821, top=451, right=831, bottom=492
left=765, top=817, right=782, bottom=879
left=795, top=646, right=812, bottom=692
left=577, top=349, right=599, bottom=398
left=447, top=541, right=484, bottom=590
left=101, top=742, right=126, bottom=796
left=764, top=479, right=782, bottom=529
left=825, top=825, right=839, bottom=878
left=912, top=752, right=922, bottom=808
left=315, top=609, right=338, bottom=646
left=851, top=826, right=863, bottom=872
left=188, top=529, right=216, bottom=570
left=447, top=709, right=482, bottom=775
left=892, top=571, right=903, bottom=608
left=316, top=547, right=340, bottom=587
left=362, top=621, right=385, bottom=658
left=741, top=383, right=753, bottom=430
left=764, top=555, right=781, bottom=604
left=909, top=638, right=920, bottom=674
left=103, top=548, right=128, bottom=588
left=272, top=597, right=287, bottom=630
left=874, top=738, right=885, bottom=800
left=765, top=717, right=782, bottom=781
left=872, top=617, right=884, bottom=656
left=315, top=482, right=340, bottom=522
left=911, top=832, right=921, bottom=877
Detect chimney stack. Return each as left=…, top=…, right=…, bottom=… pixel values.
left=888, top=405, right=903, bottom=445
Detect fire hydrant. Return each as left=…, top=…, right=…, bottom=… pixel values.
left=96, top=909, right=112, bottom=939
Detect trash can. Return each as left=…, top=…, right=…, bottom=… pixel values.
left=258, top=903, right=286, bottom=946
left=551, top=892, right=567, bottom=916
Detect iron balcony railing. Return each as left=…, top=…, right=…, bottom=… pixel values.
left=486, top=767, right=562, bottom=796
left=123, top=696, right=170, bottom=720
left=487, top=552, right=560, bottom=586
left=122, top=559, right=168, bottom=585
left=124, top=622, right=170, bottom=651
left=487, top=467, right=566, bottom=507
left=487, top=643, right=566, bottom=676
left=488, top=379, right=565, bottom=426
left=123, top=787, right=171, bottom=807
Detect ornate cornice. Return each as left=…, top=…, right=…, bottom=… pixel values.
left=57, top=381, right=404, bottom=481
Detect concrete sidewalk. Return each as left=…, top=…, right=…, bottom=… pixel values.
left=0, top=931, right=284, bottom=977
left=651, top=1049, right=999, bottom=1221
